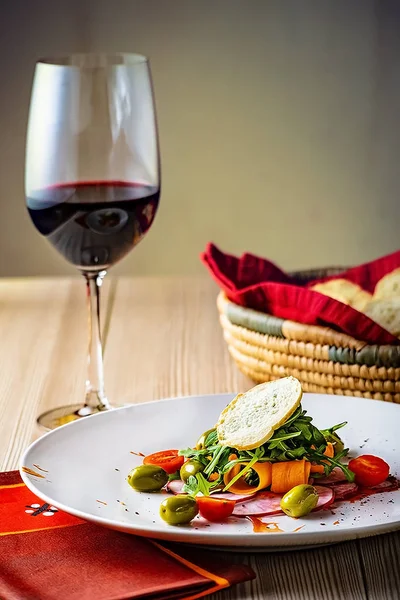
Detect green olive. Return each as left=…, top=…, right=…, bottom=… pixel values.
left=280, top=484, right=319, bottom=518
left=127, top=465, right=168, bottom=492
left=160, top=494, right=199, bottom=525
left=196, top=428, right=216, bottom=450
left=180, top=460, right=205, bottom=483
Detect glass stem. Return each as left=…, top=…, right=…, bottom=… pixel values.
left=83, top=271, right=110, bottom=414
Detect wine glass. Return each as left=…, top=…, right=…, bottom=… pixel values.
left=25, top=53, right=160, bottom=430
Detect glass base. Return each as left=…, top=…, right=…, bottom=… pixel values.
left=37, top=403, right=112, bottom=432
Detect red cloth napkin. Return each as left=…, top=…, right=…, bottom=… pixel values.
left=0, top=471, right=255, bottom=600
left=201, top=243, right=400, bottom=345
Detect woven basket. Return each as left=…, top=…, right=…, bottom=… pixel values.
left=217, top=267, right=400, bottom=403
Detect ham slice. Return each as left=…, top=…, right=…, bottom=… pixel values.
left=367, top=477, right=399, bottom=493
left=210, top=490, right=257, bottom=502
left=319, top=477, right=398, bottom=502
left=233, top=485, right=334, bottom=517
left=233, top=492, right=283, bottom=517
left=331, top=482, right=358, bottom=500
left=356, top=477, right=399, bottom=496
left=317, top=467, right=348, bottom=486
left=312, top=485, right=335, bottom=511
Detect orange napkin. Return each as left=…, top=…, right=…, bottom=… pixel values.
left=0, top=471, right=255, bottom=600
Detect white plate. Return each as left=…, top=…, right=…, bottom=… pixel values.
left=20, top=393, right=400, bottom=550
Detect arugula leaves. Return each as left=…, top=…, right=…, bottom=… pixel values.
left=183, top=473, right=219, bottom=497
left=179, top=406, right=353, bottom=487
left=223, top=454, right=259, bottom=491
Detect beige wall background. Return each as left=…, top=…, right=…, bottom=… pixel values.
left=0, top=0, right=399, bottom=277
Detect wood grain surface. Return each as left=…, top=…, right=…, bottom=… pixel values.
left=0, top=275, right=399, bottom=600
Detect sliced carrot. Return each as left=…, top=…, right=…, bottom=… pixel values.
left=325, top=442, right=334, bottom=457
left=222, top=454, right=240, bottom=485
left=270, top=459, right=311, bottom=494
left=310, top=442, right=335, bottom=474
left=310, top=465, right=325, bottom=474
left=225, top=463, right=241, bottom=482
left=223, top=462, right=272, bottom=495
left=208, top=472, right=219, bottom=482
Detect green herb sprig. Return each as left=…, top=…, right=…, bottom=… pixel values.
left=183, top=472, right=218, bottom=497
left=178, top=407, right=353, bottom=488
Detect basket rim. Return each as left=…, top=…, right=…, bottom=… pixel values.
left=217, top=292, right=400, bottom=369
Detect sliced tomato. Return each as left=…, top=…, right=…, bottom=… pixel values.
left=348, top=455, right=390, bottom=488
left=196, top=496, right=235, bottom=522
left=143, top=450, right=184, bottom=475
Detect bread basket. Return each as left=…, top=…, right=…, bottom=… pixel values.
left=217, top=267, right=400, bottom=403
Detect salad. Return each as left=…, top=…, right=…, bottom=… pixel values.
left=127, top=377, right=397, bottom=527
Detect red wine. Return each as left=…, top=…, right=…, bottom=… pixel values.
left=27, top=182, right=160, bottom=271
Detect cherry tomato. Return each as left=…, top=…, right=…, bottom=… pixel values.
left=348, top=455, right=390, bottom=488
left=143, top=450, right=184, bottom=475
left=196, top=496, right=235, bottom=522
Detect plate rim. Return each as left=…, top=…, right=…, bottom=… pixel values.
left=19, top=392, right=400, bottom=548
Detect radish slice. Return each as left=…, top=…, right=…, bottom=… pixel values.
left=332, top=482, right=358, bottom=500
left=166, top=479, right=186, bottom=494
left=166, top=479, right=257, bottom=502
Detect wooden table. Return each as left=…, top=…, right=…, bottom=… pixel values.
left=1, top=276, right=399, bottom=600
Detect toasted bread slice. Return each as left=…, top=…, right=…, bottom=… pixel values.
left=216, top=377, right=302, bottom=451
left=363, top=298, right=400, bottom=336
left=373, top=268, right=400, bottom=300
left=311, top=279, right=372, bottom=311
